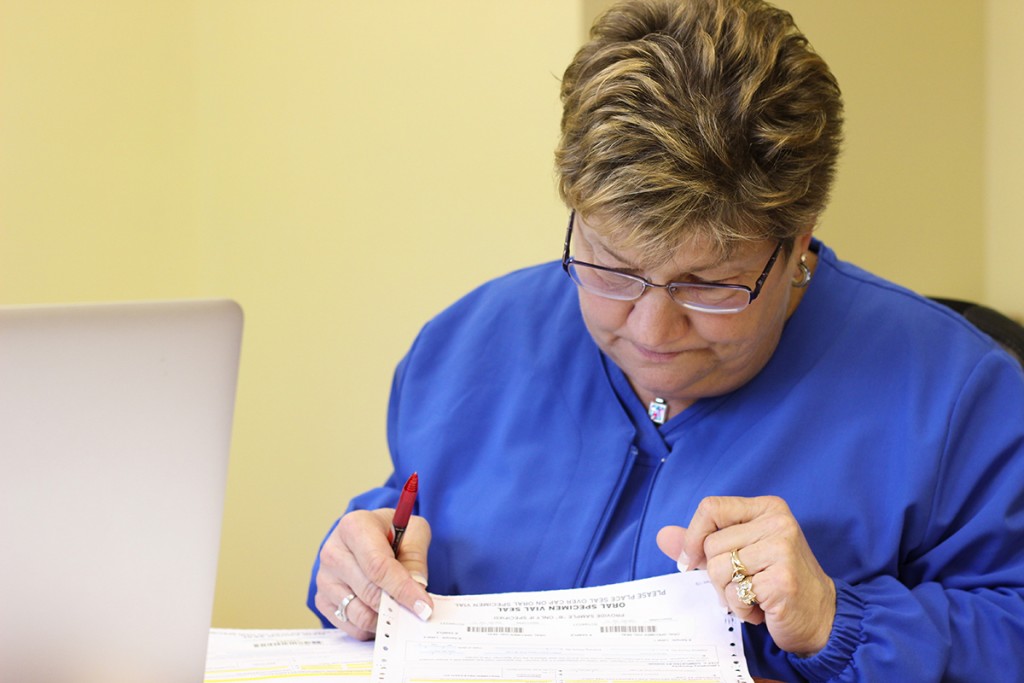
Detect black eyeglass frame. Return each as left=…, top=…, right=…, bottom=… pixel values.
left=560, top=210, right=785, bottom=314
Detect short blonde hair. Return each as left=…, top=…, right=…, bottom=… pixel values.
left=556, top=0, right=843, bottom=264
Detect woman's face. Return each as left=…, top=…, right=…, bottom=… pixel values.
left=572, top=213, right=812, bottom=411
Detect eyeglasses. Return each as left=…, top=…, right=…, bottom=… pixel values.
left=561, top=211, right=784, bottom=314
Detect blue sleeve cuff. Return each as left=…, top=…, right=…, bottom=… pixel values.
left=787, top=578, right=866, bottom=682
left=307, top=517, right=342, bottom=628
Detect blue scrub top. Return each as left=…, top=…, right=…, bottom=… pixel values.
left=310, top=240, right=1024, bottom=682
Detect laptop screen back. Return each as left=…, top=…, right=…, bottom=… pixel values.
left=0, top=299, right=243, bottom=683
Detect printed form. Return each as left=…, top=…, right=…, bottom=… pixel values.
left=205, top=628, right=374, bottom=682
left=373, top=571, right=753, bottom=683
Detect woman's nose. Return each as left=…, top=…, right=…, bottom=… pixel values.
left=627, top=287, right=690, bottom=348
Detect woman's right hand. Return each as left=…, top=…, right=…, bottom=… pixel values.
left=313, top=508, right=433, bottom=640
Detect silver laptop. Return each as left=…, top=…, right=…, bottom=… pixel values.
left=0, top=299, right=243, bottom=683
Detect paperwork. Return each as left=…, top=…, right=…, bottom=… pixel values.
left=373, top=571, right=753, bottom=683
left=204, top=628, right=373, bottom=682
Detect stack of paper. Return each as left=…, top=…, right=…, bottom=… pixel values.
left=205, top=572, right=753, bottom=683
left=204, top=628, right=373, bottom=682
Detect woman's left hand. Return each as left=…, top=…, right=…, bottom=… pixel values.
left=657, top=495, right=836, bottom=657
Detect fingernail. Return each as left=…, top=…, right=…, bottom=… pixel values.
left=413, top=600, right=432, bottom=621
left=410, top=571, right=428, bottom=587
left=676, top=550, right=689, bottom=573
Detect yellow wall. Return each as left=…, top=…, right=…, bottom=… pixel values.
left=0, top=2, right=200, bottom=302
left=0, top=0, right=1014, bottom=630
left=789, top=1, right=986, bottom=304
left=985, top=0, right=1024, bottom=321
left=192, top=1, right=579, bottom=627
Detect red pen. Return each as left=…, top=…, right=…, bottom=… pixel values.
left=389, top=472, right=418, bottom=556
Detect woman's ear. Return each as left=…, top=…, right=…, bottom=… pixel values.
left=794, top=225, right=815, bottom=254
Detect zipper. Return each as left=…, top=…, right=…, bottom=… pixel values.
left=630, top=454, right=668, bottom=579
left=572, top=444, right=638, bottom=587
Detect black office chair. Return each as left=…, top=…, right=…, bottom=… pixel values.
left=930, top=297, right=1024, bottom=369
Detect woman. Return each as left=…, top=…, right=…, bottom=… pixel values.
left=308, top=1, right=1024, bottom=680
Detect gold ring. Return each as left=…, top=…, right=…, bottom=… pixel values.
left=730, top=549, right=749, bottom=583
left=737, top=578, right=758, bottom=606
